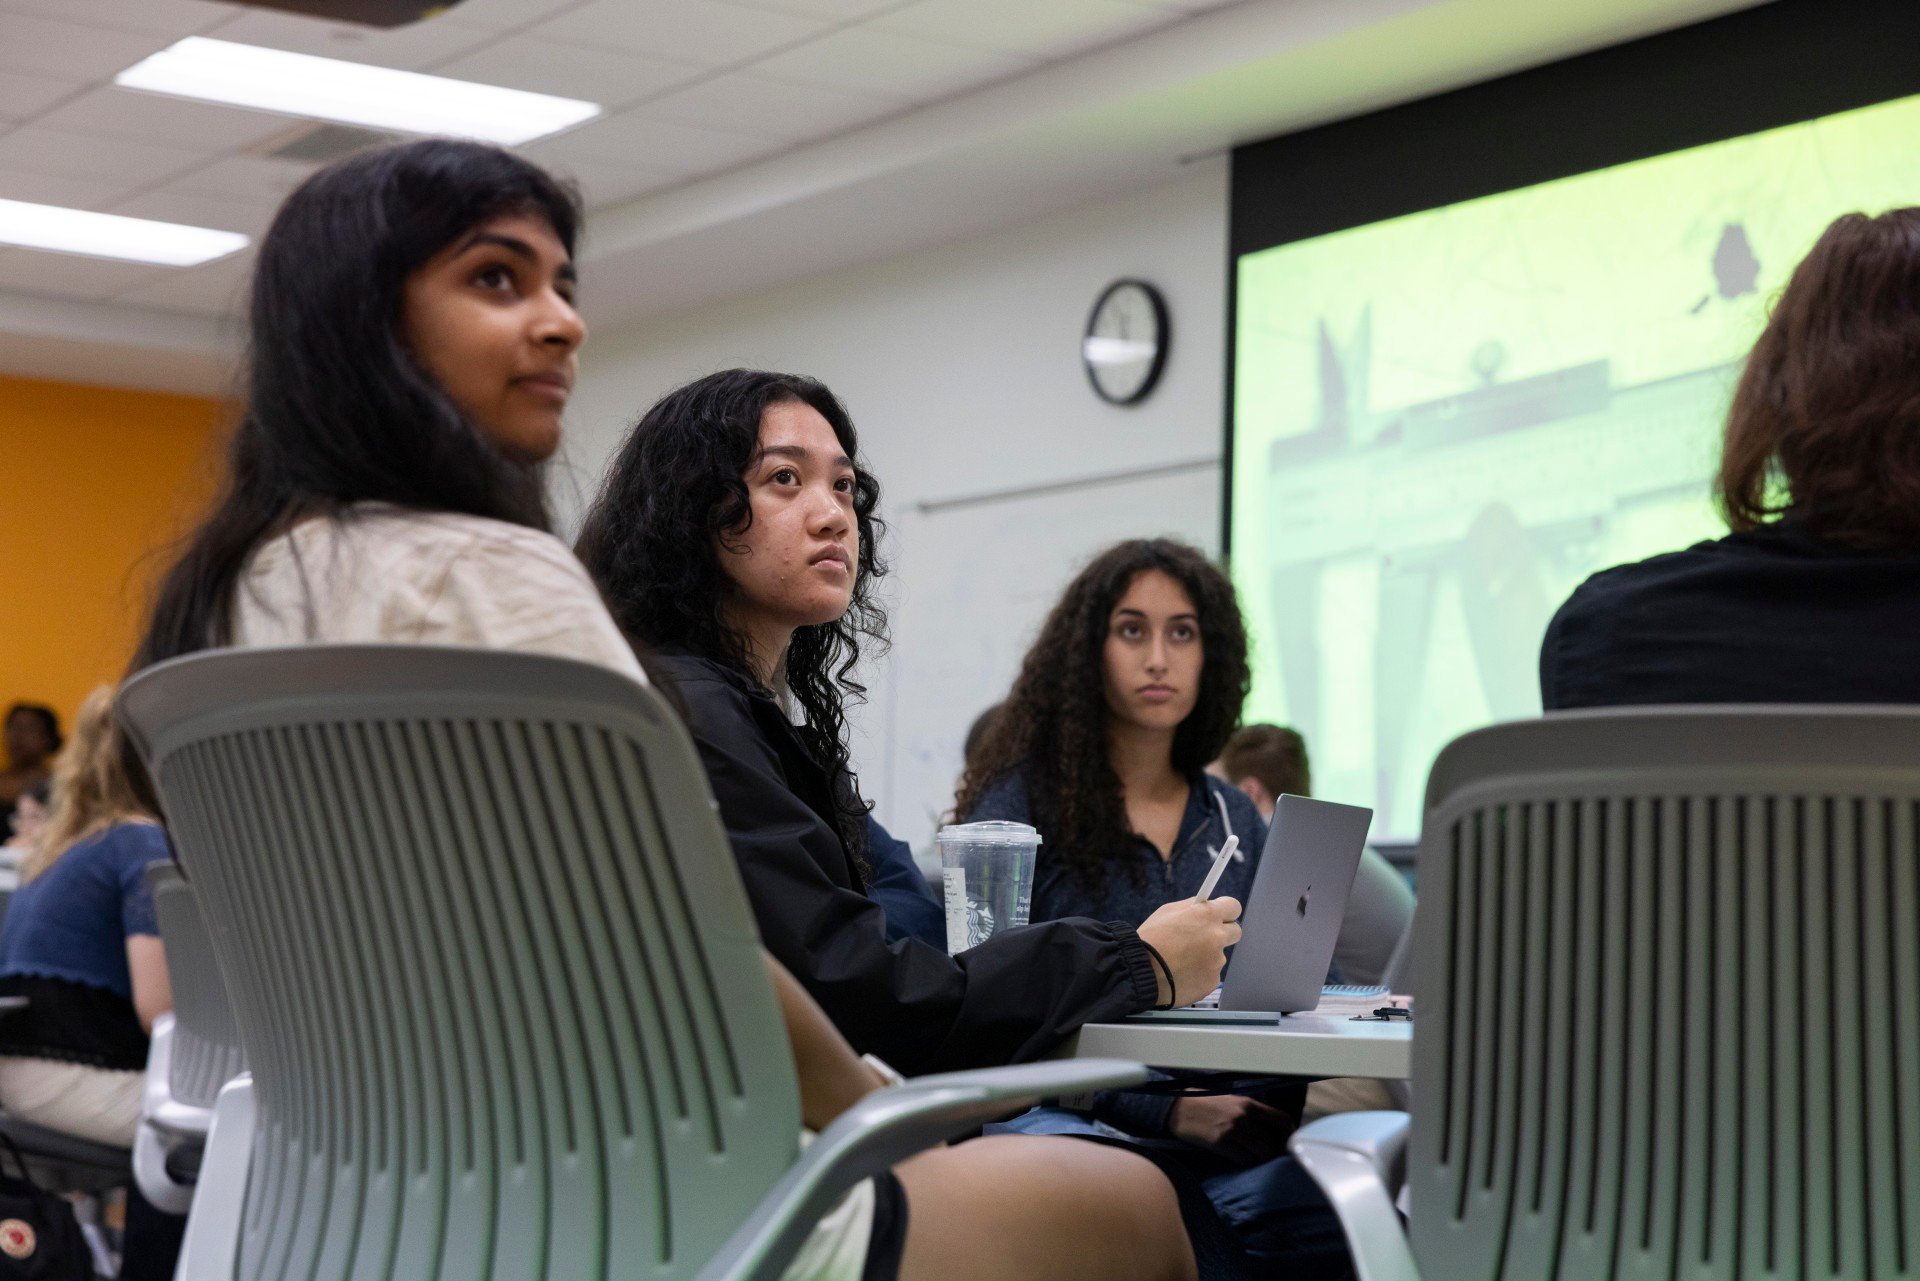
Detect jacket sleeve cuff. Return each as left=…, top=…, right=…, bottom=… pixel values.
left=1089, top=1088, right=1178, bottom=1137
left=1108, top=921, right=1162, bottom=1013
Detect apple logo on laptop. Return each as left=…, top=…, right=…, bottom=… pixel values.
left=1296, top=885, right=1311, bottom=917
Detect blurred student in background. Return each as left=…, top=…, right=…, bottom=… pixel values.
left=0, top=688, right=179, bottom=1277
left=1543, top=206, right=1920, bottom=709
left=1, top=702, right=61, bottom=830
left=1214, top=723, right=1309, bottom=820
left=0, top=688, right=168, bottom=1146
left=957, top=540, right=1351, bottom=1279
left=2, top=777, right=50, bottom=860
left=134, top=144, right=1200, bottom=1281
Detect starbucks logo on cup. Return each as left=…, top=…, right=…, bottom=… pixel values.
left=0, top=1218, right=36, bottom=1259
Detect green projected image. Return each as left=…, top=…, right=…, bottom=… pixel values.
left=1229, top=90, right=1920, bottom=840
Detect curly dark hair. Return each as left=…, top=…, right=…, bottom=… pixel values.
left=955, top=538, right=1250, bottom=891
left=575, top=369, right=888, bottom=867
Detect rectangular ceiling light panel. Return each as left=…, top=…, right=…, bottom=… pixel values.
left=0, top=198, right=249, bottom=266
left=115, top=37, right=601, bottom=146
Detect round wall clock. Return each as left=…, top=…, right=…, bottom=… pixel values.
left=1082, top=278, right=1169, bottom=406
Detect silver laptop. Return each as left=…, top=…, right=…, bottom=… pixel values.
left=1137, top=793, right=1373, bottom=1021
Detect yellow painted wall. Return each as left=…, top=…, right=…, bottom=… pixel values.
left=1, top=375, right=226, bottom=737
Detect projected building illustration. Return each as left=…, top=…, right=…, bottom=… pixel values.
left=1256, top=309, right=1729, bottom=832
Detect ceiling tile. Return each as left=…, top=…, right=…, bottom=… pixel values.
left=205, top=8, right=500, bottom=71
left=0, top=0, right=232, bottom=38
left=0, top=126, right=204, bottom=187
left=0, top=248, right=172, bottom=302
left=533, top=1, right=826, bottom=69
left=433, top=0, right=583, bottom=29
left=169, top=153, right=320, bottom=205
left=115, top=246, right=255, bottom=317
left=525, top=107, right=778, bottom=184
left=749, top=26, right=1036, bottom=101
left=0, top=13, right=179, bottom=81
left=539, top=156, right=685, bottom=208
left=527, top=107, right=778, bottom=172
left=727, top=0, right=907, bottom=16
left=34, top=86, right=303, bottom=154
left=633, top=72, right=902, bottom=141
left=433, top=34, right=702, bottom=110
left=0, top=70, right=79, bottom=123
left=876, top=0, right=1177, bottom=60
left=0, top=165, right=127, bottom=210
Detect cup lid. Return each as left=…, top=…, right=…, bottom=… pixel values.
left=936, top=820, right=1042, bottom=846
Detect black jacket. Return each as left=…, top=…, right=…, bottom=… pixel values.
left=653, top=651, right=1160, bottom=1072
left=1540, top=522, right=1920, bottom=710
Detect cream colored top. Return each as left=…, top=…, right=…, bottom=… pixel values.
left=231, top=504, right=646, bottom=684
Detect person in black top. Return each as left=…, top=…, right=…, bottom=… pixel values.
left=577, top=369, right=1240, bottom=1074
left=1542, top=207, right=1920, bottom=711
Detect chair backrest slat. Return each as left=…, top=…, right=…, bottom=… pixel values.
left=148, top=864, right=248, bottom=1109
left=1408, top=709, right=1920, bottom=1281
left=121, top=646, right=803, bottom=1280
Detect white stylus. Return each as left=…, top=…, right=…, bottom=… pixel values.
left=1195, top=834, right=1240, bottom=903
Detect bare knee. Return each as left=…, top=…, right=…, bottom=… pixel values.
left=895, top=1136, right=1195, bottom=1281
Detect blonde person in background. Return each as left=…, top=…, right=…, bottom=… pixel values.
left=0, top=687, right=170, bottom=1146
left=0, top=686, right=185, bottom=1276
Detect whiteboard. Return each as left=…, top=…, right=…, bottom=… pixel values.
left=868, top=461, right=1221, bottom=848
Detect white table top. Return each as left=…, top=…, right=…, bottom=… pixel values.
left=1059, top=1011, right=1412, bottom=1079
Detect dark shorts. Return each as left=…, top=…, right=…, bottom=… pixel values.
left=862, top=1170, right=909, bottom=1281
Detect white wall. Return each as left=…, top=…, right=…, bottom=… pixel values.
left=558, top=157, right=1230, bottom=845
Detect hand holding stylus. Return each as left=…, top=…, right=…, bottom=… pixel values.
left=1195, top=835, right=1239, bottom=903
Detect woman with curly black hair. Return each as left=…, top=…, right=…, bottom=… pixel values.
left=956, top=539, right=1262, bottom=919
left=576, top=370, right=1241, bottom=1078
left=957, top=540, right=1354, bottom=1279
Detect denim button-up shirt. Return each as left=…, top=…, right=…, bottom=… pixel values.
left=967, top=768, right=1267, bottom=928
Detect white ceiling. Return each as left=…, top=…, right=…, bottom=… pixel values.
left=0, top=0, right=1769, bottom=394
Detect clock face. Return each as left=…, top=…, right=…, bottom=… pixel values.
left=1083, top=279, right=1168, bottom=405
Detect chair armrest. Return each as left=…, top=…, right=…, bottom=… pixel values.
left=1290, top=1112, right=1419, bottom=1281
left=132, top=1121, right=195, bottom=1215
left=173, top=1073, right=255, bottom=1281
left=141, top=1015, right=213, bottom=1143
left=696, top=1058, right=1149, bottom=1281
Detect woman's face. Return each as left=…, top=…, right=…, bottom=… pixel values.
left=4, top=711, right=53, bottom=768
left=719, top=399, right=859, bottom=643
left=1102, top=569, right=1204, bottom=734
left=401, top=211, right=585, bottom=465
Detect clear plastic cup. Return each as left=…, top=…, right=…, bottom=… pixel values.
left=935, top=820, right=1040, bottom=954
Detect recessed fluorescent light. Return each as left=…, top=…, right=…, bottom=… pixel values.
left=0, top=198, right=248, bottom=267
left=115, top=37, right=600, bottom=147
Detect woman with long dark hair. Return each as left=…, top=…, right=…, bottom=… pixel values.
left=133, top=139, right=618, bottom=671
left=576, top=370, right=1240, bottom=1075
left=132, top=142, right=1201, bottom=1281
left=957, top=540, right=1353, bottom=1278
left=1541, top=206, right=1920, bottom=708
left=957, top=539, right=1261, bottom=919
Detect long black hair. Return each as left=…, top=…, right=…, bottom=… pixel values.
left=575, top=369, right=888, bottom=866
left=134, top=138, right=582, bottom=667
left=955, top=539, right=1250, bottom=891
